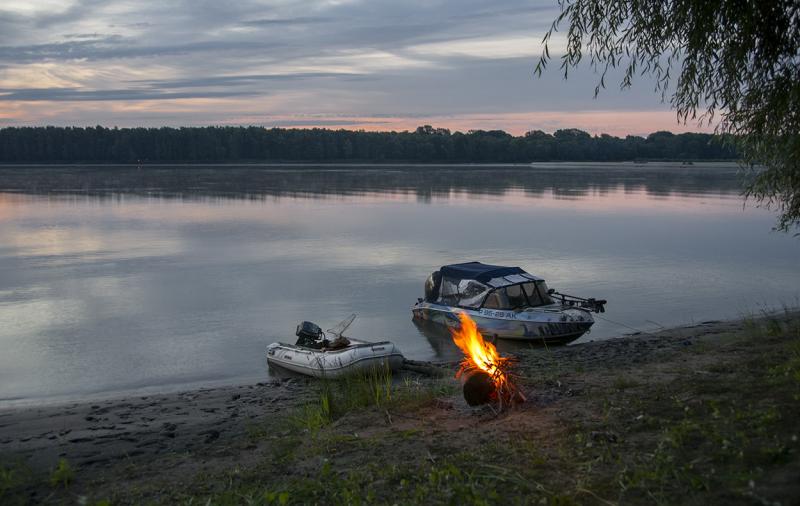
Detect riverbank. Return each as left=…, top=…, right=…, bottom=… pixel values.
left=2, top=310, right=798, bottom=505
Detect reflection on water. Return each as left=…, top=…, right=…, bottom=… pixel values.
left=411, top=319, right=462, bottom=361
left=412, top=318, right=572, bottom=362
left=0, top=163, right=797, bottom=403
left=0, top=162, right=743, bottom=200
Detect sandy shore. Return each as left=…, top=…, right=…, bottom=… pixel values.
left=1, top=310, right=798, bottom=504
left=0, top=379, right=316, bottom=474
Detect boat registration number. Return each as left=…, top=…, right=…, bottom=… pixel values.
left=480, top=309, right=515, bottom=319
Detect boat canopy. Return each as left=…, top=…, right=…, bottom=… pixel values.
left=440, top=262, right=543, bottom=285
left=440, top=262, right=524, bottom=283
left=430, top=262, right=549, bottom=309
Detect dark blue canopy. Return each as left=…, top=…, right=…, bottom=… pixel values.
left=439, top=262, right=525, bottom=283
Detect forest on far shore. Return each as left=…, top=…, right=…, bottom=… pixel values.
left=0, top=125, right=736, bottom=163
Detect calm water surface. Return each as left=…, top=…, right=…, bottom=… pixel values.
left=1, top=163, right=798, bottom=403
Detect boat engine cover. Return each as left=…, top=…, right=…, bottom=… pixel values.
left=424, top=270, right=442, bottom=302
left=296, top=321, right=323, bottom=340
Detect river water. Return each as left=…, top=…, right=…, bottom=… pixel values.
left=1, top=163, right=798, bottom=403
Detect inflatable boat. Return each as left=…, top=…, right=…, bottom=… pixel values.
left=266, top=317, right=404, bottom=378
left=266, top=338, right=404, bottom=378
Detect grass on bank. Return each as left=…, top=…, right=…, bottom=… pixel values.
left=49, top=458, right=74, bottom=489
left=0, top=458, right=82, bottom=506
left=248, top=365, right=456, bottom=438
left=0, top=461, right=30, bottom=504
left=184, top=313, right=800, bottom=505
left=5, top=312, right=800, bottom=505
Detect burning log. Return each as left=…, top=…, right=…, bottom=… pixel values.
left=450, top=313, right=526, bottom=409
left=458, top=367, right=496, bottom=406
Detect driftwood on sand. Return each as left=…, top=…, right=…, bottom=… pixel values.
left=401, top=359, right=453, bottom=377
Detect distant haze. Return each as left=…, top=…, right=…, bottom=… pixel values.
left=1, top=1, right=710, bottom=136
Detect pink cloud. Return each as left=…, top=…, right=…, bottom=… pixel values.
left=225, top=110, right=714, bottom=136
left=0, top=96, right=714, bottom=137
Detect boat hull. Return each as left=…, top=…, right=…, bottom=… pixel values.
left=266, top=339, right=404, bottom=379
left=412, top=302, right=593, bottom=344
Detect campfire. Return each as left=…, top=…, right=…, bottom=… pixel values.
left=450, top=312, right=525, bottom=408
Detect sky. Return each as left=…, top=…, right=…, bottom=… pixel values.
left=0, top=0, right=711, bottom=136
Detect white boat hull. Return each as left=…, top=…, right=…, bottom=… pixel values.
left=412, top=301, right=593, bottom=344
left=266, top=338, right=404, bottom=379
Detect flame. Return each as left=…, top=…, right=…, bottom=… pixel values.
left=450, top=312, right=525, bottom=407
left=450, top=312, right=511, bottom=391
left=451, top=312, right=500, bottom=373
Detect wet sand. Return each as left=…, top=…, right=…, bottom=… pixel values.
left=0, top=379, right=313, bottom=474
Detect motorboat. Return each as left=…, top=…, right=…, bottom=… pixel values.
left=411, top=262, right=607, bottom=344
left=266, top=315, right=404, bottom=378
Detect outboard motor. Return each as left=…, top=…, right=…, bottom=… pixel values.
left=296, top=321, right=326, bottom=348
left=296, top=321, right=322, bottom=340
left=424, top=270, right=442, bottom=302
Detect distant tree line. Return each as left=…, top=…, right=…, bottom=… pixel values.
left=0, top=125, right=736, bottom=163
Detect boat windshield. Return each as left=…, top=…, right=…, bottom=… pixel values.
left=437, top=277, right=492, bottom=309
left=482, top=281, right=553, bottom=310
left=526, top=281, right=554, bottom=306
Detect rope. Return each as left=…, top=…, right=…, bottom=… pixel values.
left=593, top=313, right=660, bottom=338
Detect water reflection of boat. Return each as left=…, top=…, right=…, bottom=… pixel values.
left=411, top=262, right=607, bottom=345
left=411, top=318, right=465, bottom=361
left=412, top=317, right=583, bottom=360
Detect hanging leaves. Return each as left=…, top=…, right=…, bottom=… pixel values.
left=537, top=0, right=800, bottom=232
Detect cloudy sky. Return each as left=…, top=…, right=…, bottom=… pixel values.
left=0, top=0, right=709, bottom=135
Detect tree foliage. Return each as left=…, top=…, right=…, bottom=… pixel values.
left=536, top=0, right=800, bottom=231
left=0, top=126, right=733, bottom=163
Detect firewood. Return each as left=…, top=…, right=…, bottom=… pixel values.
left=459, top=368, right=496, bottom=406
left=401, top=359, right=449, bottom=377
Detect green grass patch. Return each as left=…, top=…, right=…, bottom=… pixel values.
left=0, top=462, right=32, bottom=504
left=49, top=458, right=74, bottom=489
left=612, top=375, right=640, bottom=391
left=289, top=367, right=455, bottom=434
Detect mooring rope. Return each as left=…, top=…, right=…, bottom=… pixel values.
left=593, top=313, right=661, bottom=338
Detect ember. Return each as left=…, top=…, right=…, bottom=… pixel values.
left=450, top=312, right=525, bottom=408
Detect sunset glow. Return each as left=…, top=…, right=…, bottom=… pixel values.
left=0, top=0, right=708, bottom=135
